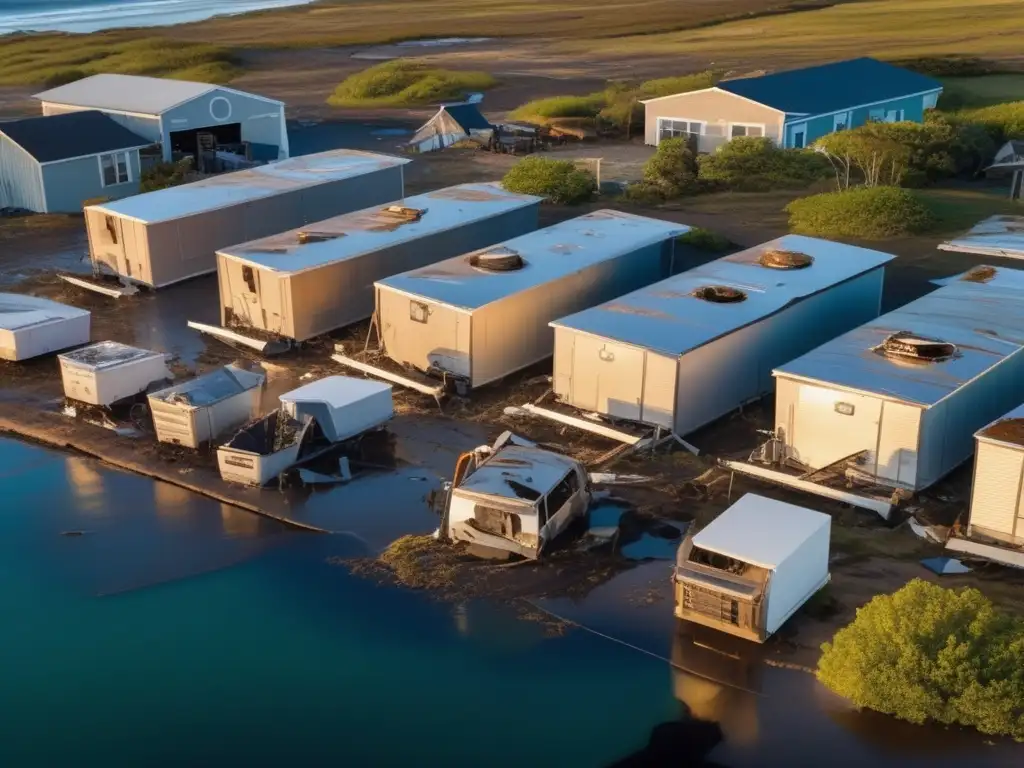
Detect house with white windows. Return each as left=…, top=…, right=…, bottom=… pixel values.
left=642, top=57, right=943, bottom=153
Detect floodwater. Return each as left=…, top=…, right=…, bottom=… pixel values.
left=2, top=436, right=1021, bottom=767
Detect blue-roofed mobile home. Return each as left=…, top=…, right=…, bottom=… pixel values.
left=641, top=58, right=942, bottom=152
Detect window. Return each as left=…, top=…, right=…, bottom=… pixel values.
left=789, top=124, right=807, bottom=149
left=542, top=471, right=578, bottom=523
left=884, top=109, right=905, bottom=123
left=730, top=124, right=764, bottom=138
left=658, top=118, right=702, bottom=142
left=410, top=301, right=430, bottom=324
left=98, top=151, right=130, bottom=187
left=104, top=215, right=118, bottom=245
left=868, top=108, right=886, bottom=122
left=241, top=266, right=257, bottom=294
left=922, top=92, right=939, bottom=110
left=833, top=112, right=851, bottom=131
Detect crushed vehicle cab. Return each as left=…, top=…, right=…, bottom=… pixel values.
left=445, top=443, right=590, bottom=559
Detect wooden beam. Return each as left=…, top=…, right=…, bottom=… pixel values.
left=58, top=274, right=137, bottom=298
left=520, top=403, right=650, bottom=446
left=330, top=354, right=444, bottom=399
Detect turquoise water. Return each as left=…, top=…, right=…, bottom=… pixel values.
left=0, top=438, right=677, bottom=767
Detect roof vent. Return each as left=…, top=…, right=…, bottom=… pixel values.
left=469, top=246, right=525, bottom=272
left=380, top=205, right=425, bottom=222
left=297, top=231, right=343, bottom=244
left=961, top=265, right=996, bottom=283
left=878, top=331, right=957, bottom=363
left=758, top=249, right=814, bottom=270
left=693, top=285, right=747, bottom=303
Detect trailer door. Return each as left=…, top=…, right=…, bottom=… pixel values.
left=571, top=334, right=644, bottom=421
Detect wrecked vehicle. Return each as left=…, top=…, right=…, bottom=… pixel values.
left=673, top=493, right=830, bottom=643
left=443, top=440, right=591, bottom=559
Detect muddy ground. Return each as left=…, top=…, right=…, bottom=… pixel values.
left=3, top=146, right=1024, bottom=671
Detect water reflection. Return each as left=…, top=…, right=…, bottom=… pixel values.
left=65, top=456, right=108, bottom=518
left=220, top=504, right=262, bottom=538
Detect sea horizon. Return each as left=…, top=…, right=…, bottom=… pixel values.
left=0, top=0, right=313, bottom=34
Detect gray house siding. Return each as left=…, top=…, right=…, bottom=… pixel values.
left=643, top=89, right=784, bottom=152
left=40, top=102, right=162, bottom=146
left=161, top=89, right=288, bottom=161
left=41, top=150, right=142, bottom=213
left=0, top=133, right=46, bottom=211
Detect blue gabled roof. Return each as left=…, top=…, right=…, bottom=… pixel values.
left=718, top=58, right=942, bottom=116
left=443, top=103, right=492, bottom=131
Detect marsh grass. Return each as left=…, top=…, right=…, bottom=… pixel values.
left=326, top=60, right=496, bottom=107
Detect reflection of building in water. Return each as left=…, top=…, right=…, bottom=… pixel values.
left=671, top=621, right=762, bottom=746
left=452, top=602, right=470, bottom=637
left=220, top=504, right=261, bottom=538
left=65, top=457, right=108, bottom=516
left=153, top=480, right=193, bottom=519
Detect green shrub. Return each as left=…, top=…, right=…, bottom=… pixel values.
left=678, top=227, right=732, bottom=252
left=786, top=186, right=934, bottom=239
left=893, top=56, right=1005, bottom=78
left=956, top=101, right=1024, bottom=141
left=139, top=158, right=193, bottom=193
left=508, top=93, right=606, bottom=122
left=501, top=157, right=596, bottom=204
left=326, top=60, right=496, bottom=107
left=641, top=137, right=699, bottom=197
left=818, top=579, right=1024, bottom=741
left=698, top=137, right=830, bottom=192
left=637, top=70, right=718, bottom=99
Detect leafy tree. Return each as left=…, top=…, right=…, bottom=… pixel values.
left=697, top=137, right=830, bottom=192
left=501, top=157, right=596, bottom=204
left=818, top=579, right=1024, bottom=741
left=642, top=137, right=699, bottom=196
left=815, top=126, right=912, bottom=189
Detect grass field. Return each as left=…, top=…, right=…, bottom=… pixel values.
left=941, top=74, right=1024, bottom=108
left=326, top=60, right=496, bottom=107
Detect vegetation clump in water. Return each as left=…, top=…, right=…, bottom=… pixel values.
left=378, top=535, right=458, bottom=589
left=817, top=579, right=1024, bottom=741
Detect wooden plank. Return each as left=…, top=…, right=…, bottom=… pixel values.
left=330, top=354, right=444, bottom=398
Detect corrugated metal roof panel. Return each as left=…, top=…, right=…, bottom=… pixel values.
left=775, top=273, right=1024, bottom=407
left=550, top=235, right=895, bottom=356
left=937, top=215, right=1024, bottom=259
left=376, top=210, right=688, bottom=310
left=33, top=74, right=223, bottom=115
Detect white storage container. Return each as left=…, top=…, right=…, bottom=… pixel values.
left=279, top=376, right=393, bottom=443
left=674, top=493, right=831, bottom=643
left=58, top=341, right=170, bottom=406
left=148, top=364, right=266, bottom=449
left=0, top=293, right=90, bottom=361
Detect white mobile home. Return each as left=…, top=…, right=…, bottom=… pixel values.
left=279, top=376, right=393, bottom=443
left=937, top=215, right=1024, bottom=260
left=84, top=149, right=409, bottom=289
left=966, top=404, right=1024, bottom=548
left=375, top=210, right=689, bottom=389
left=216, top=183, right=541, bottom=343
left=549, top=235, right=895, bottom=434
left=773, top=269, right=1024, bottom=491
left=674, top=493, right=830, bottom=643
left=59, top=341, right=170, bottom=406
left=0, top=294, right=90, bottom=361
left=147, top=364, right=265, bottom=449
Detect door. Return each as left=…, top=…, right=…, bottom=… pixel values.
left=970, top=443, right=1024, bottom=538
left=875, top=401, right=921, bottom=486
left=571, top=334, right=644, bottom=421
left=539, top=469, right=581, bottom=548
left=792, top=385, right=882, bottom=470
left=788, top=123, right=807, bottom=149
left=641, top=352, right=677, bottom=429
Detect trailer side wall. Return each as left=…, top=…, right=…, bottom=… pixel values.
left=764, top=521, right=830, bottom=636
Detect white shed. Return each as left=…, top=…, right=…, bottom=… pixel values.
left=279, top=376, right=393, bottom=443
left=59, top=341, right=170, bottom=406
left=35, top=74, right=289, bottom=162
left=674, top=493, right=830, bottom=643
left=85, top=149, right=409, bottom=289
left=773, top=269, right=1024, bottom=491
left=216, top=183, right=541, bottom=344
left=375, top=210, right=689, bottom=389
left=147, top=364, right=265, bottom=449
left=549, top=235, right=895, bottom=434
left=965, top=404, right=1024, bottom=548
left=0, top=294, right=90, bottom=361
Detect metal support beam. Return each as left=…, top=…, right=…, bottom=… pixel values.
left=187, top=321, right=289, bottom=356
left=519, top=403, right=650, bottom=447
left=330, top=354, right=444, bottom=399
left=58, top=274, right=137, bottom=298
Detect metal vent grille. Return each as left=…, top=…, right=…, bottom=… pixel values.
left=878, top=331, right=957, bottom=363
left=468, top=246, right=525, bottom=271
left=758, top=248, right=814, bottom=270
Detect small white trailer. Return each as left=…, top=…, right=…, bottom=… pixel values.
left=446, top=444, right=591, bottom=559
left=674, top=493, right=831, bottom=643
left=0, top=293, right=90, bottom=361
left=278, top=376, right=392, bottom=443
left=216, top=410, right=310, bottom=486
left=58, top=341, right=170, bottom=406
left=147, top=364, right=266, bottom=449
left=374, top=209, right=689, bottom=390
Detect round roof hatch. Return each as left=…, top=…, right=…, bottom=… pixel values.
left=468, top=246, right=525, bottom=271
left=693, top=285, right=747, bottom=303
left=758, top=249, right=814, bottom=270
left=879, top=332, right=957, bottom=363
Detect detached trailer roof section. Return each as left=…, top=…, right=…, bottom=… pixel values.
left=376, top=209, right=689, bottom=388
left=773, top=271, right=1024, bottom=491
left=550, top=235, right=895, bottom=433
left=0, top=293, right=90, bottom=361
left=968, top=403, right=1024, bottom=548
left=216, top=183, right=542, bottom=343
left=937, top=215, right=1024, bottom=260
left=84, top=149, right=409, bottom=289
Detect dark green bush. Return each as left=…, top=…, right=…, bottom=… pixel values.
left=698, top=137, right=831, bottom=191
left=501, top=157, right=596, bottom=204
left=786, top=186, right=934, bottom=239
left=327, top=60, right=496, bottom=107
left=678, top=227, right=732, bottom=252
left=818, top=579, right=1024, bottom=741
left=892, top=56, right=1006, bottom=78
left=956, top=101, right=1024, bottom=141
left=139, top=158, right=193, bottom=193
left=642, top=137, right=699, bottom=197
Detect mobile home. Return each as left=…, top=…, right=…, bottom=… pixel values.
left=84, top=149, right=409, bottom=289
left=773, top=268, right=1024, bottom=491
left=375, top=210, right=689, bottom=389
left=550, top=235, right=895, bottom=434
left=674, top=493, right=830, bottom=643
left=0, top=294, right=90, bottom=361
left=279, top=377, right=393, bottom=443
left=59, top=341, right=170, bottom=406
left=147, top=364, right=265, bottom=449
left=216, top=183, right=541, bottom=344
left=965, top=403, right=1024, bottom=549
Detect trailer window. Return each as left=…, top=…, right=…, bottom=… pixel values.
left=544, top=472, right=577, bottom=519
left=688, top=545, right=749, bottom=575
left=104, top=215, right=118, bottom=245
left=410, top=301, right=430, bottom=323
left=242, top=266, right=257, bottom=293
